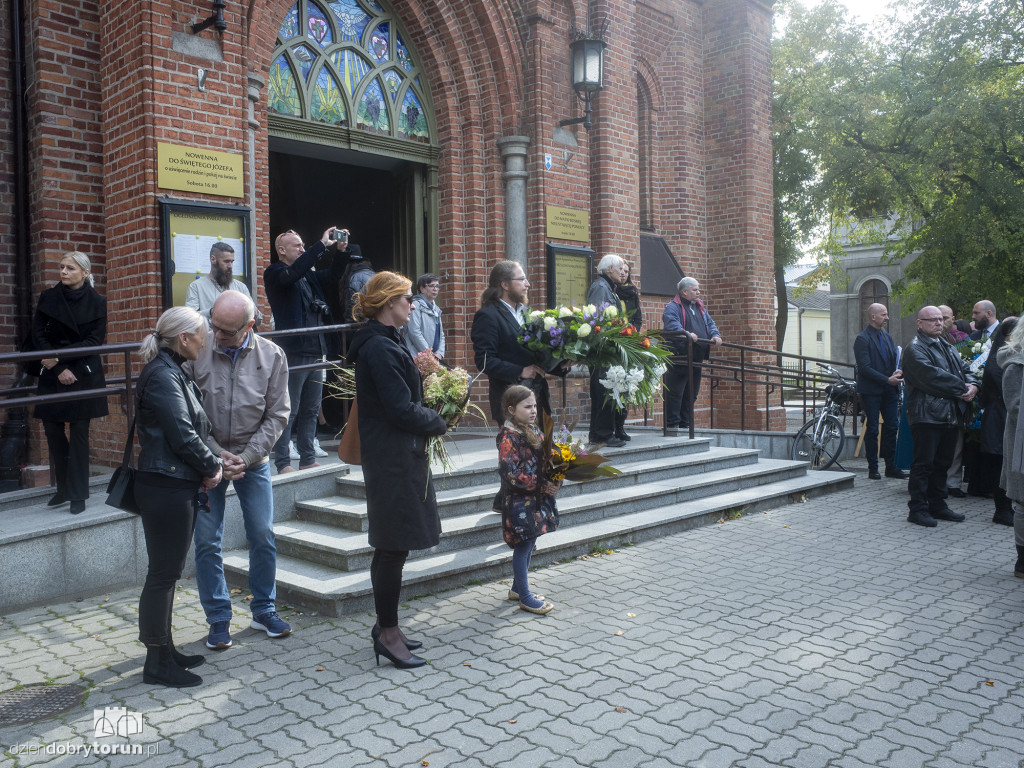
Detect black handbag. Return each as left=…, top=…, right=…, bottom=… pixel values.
left=105, top=417, right=140, bottom=514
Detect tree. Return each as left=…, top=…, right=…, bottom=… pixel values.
left=773, top=0, right=1024, bottom=319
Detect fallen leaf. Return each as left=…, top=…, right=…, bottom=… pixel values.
left=91, top=634, right=99, bottom=638
left=615, top=706, right=627, bottom=713
left=316, top=666, right=325, bottom=672
left=985, top=680, right=995, bottom=686
left=230, top=588, right=242, bottom=594
left=509, top=720, right=517, bottom=724
left=244, top=595, right=254, bottom=601
left=103, top=598, right=109, bottom=603
left=614, top=630, right=624, bottom=636
left=627, top=613, right=636, bottom=618
left=464, top=663, right=472, bottom=667
left=783, top=525, right=792, bottom=529
left=605, top=550, right=613, bottom=555
left=421, top=762, right=429, bottom=766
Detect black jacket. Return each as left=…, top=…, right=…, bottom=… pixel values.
left=901, top=332, right=979, bottom=427
left=347, top=320, right=447, bottom=551
left=32, top=283, right=109, bottom=423
left=264, top=241, right=348, bottom=358
left=135, top=351, right=221, bottom=483
left=853, top=325, right=898, bottom=397
left=615, top=280, right=643, bottom=328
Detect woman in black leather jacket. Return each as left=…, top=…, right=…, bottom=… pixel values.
left=134, top=307, right=222, bottom=688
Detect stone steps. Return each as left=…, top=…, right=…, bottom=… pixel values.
left=221, top=434, right=853, bottom=616
left=227, top=469, right=852, bottom=617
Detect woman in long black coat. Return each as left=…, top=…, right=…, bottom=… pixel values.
left=32, top=252, right=108, bottom=514
left=346, top=271, right=446, bottom=669
left=976, top=317, right=1017, bottom=524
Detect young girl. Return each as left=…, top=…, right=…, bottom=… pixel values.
left=497, top=385, right=561, bottom=615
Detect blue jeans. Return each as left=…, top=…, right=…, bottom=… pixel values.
left=193, top=460, right=277, bottom=623
left=274, top=359, right=324, bottom=469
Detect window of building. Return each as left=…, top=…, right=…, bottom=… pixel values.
left=816, top=330, right=824, bottom=342
left=859, top=279, right=888, bottom=328
left=637, top=79, right=654, bottom=231
left=270, top=0, right=431, bottom=143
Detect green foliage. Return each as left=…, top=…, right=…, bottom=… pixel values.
left=774, top=0, right=1024, bottom=317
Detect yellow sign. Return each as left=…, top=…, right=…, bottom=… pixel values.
left=546, top=205, right=590, bottom=242
left=168, top=210, right=246, bottom=307
left=551, top=251, right=591, bottom=308
left=157, top=142, right=244, bottom=198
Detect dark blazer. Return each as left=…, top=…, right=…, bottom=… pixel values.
left=263, top=241, right=348, bottom=357
left=32, top=283, right=109, bottom=423
left=853, top=325, right=898, bottom=396
left=347, top=320, right=447, bottom=551
left=970, top=322, right=999, bottom=342
left=470, top=301, right=537, bottom=387
left=136, top=351, right=221, bottom=483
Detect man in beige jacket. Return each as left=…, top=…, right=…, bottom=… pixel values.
left=185, top=291, right=291, bottom=651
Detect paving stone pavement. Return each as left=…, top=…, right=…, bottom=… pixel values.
left=2, top=466, right=1023, bottom=768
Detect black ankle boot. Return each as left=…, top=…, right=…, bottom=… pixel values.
left=1015, top=546, right=1024, bottom=579
left=169, top=639, right=205, bottom=669
left=143, top=644, right=202, bottom=688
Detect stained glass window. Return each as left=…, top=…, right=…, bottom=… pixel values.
left=269, top=55, right=302, bottom=115
left=306, top=2, right=333, bottom=47
left=312, top=69, right=347, bottom=123
left=369, top=23, right=389, bottom=63
left=271, top=0, right=430, bottom=143
left=328, top=0, right=370, bottom=43
left=382, top=70, right=402, bottom=101
left=357, top=79, right=389, bottom=133
left=293, top=45, right=317, bottom=80
left=399, top=89, right=428, bottom=141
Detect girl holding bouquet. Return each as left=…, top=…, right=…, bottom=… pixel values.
left=496, top=385, right=561, bottom=615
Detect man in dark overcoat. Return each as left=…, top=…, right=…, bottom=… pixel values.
left=854, top=302, right=906, bottom=480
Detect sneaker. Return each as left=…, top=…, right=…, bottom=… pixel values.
left=206, top=621, right=233, bottom=650
left=313, top=438, right=328, bottom=458
left=251, top=612, right=291, bottom=638
left=288, top=441, right=300, bottom=460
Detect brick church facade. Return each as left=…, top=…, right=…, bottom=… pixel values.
left=0, top=0, right=774, bottom=471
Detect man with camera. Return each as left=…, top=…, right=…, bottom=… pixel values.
left=264, top=226, right=349, bottom=473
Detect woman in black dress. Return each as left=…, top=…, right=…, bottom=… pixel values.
left=32, top=252, right=108, bottom=515
left=347, top=271, right=447, bottom=669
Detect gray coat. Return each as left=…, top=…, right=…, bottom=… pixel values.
left=999, top=346, right=1024, bottom=501
left=403, top=294, right=446, bottom=358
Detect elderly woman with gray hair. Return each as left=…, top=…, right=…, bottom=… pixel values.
left=997, top=318, right=1024, bottom=578
left=585, top=254, right=629, bottom=447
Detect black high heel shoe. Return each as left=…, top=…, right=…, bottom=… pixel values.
left=373, top=637, right=426, bottom=669
left=371, top=623, right=422, bottom=651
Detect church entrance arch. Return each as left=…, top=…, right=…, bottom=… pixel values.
left=266, top=0, right=439, bottom=282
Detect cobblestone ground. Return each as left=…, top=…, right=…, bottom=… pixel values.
left=2, top=470, right=1023, bottom=768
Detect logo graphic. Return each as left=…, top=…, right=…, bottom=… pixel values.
left=93, top=707, right=144, bottom=739
left=544, top=153, right=552, bottom=171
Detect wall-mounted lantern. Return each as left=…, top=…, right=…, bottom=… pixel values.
left=559, top=25, right=608, bottom=131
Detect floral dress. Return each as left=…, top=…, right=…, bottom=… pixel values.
left=497, top=423, right=559, bottom=547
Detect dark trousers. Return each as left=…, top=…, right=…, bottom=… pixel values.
left=615, top=408, right=629, bottom=437
left=588, top=367, right=618, bottom=441
left=370, top=548, right=409, bottom=628
left=136, top=473, right=198, bottom=645
left=860, top=389, right=899, bottom=470
left=663, top=363, right=703, bottom=428
left=908, top=424, right=960, bottom=515
left=42, top=419, right=91, bottom=501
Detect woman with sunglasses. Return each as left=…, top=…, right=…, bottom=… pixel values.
left=347, top=272, right=447, bottom=669
left=134, top=307, right=222, bottom=687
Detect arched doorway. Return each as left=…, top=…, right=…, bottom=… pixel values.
left=859, top=278, right=889, bottom=329
left=267, top=0, right=439, bottom=284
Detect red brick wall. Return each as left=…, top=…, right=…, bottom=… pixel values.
left=1, top=0, right=779, bottom=474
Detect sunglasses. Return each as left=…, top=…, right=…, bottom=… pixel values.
left=401, top=294, right=415, bottom=304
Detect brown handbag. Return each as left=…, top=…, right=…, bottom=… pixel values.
left=337, top=397, right=361, bottom=465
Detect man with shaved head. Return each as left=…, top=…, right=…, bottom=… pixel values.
left=185, top=290, right=293, bottom=651
left=971, top=300, right=999, bottom=340
left=900, top=306, right=980, bottom=527
left=939, top=305, right=968, bottom=345
left=854, top=303, right=905, bottom=480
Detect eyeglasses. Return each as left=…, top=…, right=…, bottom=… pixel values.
left=211, top=320, right=249, bottom=337
left=401, top=294, right=415, bottom=304
left=510, top=277, right=529, bottom=282
left=920, top=317, right=944, bottom=323
left=194, top=489, right=209, bottom=515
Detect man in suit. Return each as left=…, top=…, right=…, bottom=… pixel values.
left=471, top=260, right=565, bottom=425
left=854, top=303, right=907, bottom=480
left=971, top=300, right=999, bottom=340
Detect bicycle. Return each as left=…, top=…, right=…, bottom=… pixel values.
left=790, top=364, right=858, bottom=470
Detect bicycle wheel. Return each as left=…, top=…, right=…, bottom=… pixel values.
left=791, top=414, right=845, bottom=469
